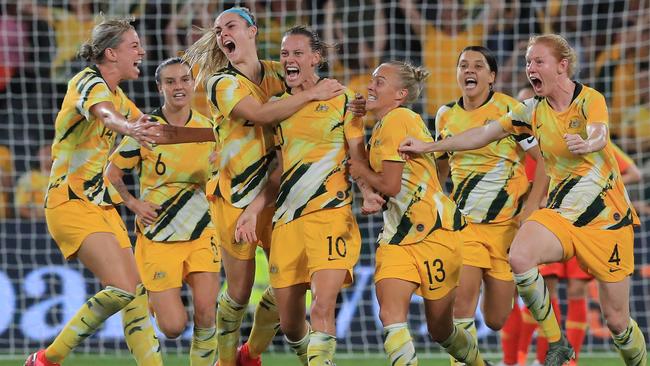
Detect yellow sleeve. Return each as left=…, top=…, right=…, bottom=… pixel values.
left=343, top=92, right=365, bottom=140
left=585, top=90, right=609, bottom=126
left=77, top=78, right=113, bottom=121
left=207, top=74, right=251, bottom=119
left=498, top=100, right=534, bottom=137
left=375, top=115, right=408, bottom=163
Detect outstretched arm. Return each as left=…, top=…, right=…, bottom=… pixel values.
left=399, top=120, right=508, bottom=155
left=89, top=102, right=158, bottom=148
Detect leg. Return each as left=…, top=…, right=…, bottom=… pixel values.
left=509, top=221, right=564, bottom=343
left=535, top=276, right=561, bottom=364
left=451, top=265, right=482, bottom=365
left=217, top=248, right=255, bottom=366
left=246, top=248, right=281, bottom=359
left=427, top=289, right=486, bottom=366
left=44, top=234, right=140, bottom=363
left=275, top=284, right=310, bottom=365
left=500, top=299, right=521, bottom=366
left=377, top=278, right=418, bottom=366
left=481, top=275, right=516, bottom=330
left=187, top=271, right=220, bottom=366
left=149, top=288, right=187, bottom=338
left=599, top=278, right=647, bottom=365
left=565, top=278, right=589, bottom=362
left=307, top=269, right=347, bottom=366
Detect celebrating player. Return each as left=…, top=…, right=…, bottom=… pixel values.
left=399, top=34, right=646, bottom=366
left=106, top=57, right=220, bottom=366
left=26, top=17, right=162, bottom=366
left=348, top=61, right=491, bottom=366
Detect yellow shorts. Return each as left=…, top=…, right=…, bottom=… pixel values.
left=375, top=229, right=462, bottom=300
left=210, top=197, right=273, bottom=260
left=461, top=219, right=518, bottom=281
left=269, top=206, right=361, bottom=288
left=527, top=209, right=634, bottom=282
left=135, top=229, right=221, bottom=292
left=45, top=199, right=131, bottom=260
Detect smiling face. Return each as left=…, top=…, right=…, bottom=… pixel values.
left=525, top=42, right=566, bottom=97
left=157, top=63, right=194, bottom=110
left=456, top=50, right=495, bottom=100
left=367, top=64, right=406, bottom=118
left=213, top=12, right=257, bottom=64
left=110, top=28, right=145, bottom=80
left=280, top=34, right=320, bottom=90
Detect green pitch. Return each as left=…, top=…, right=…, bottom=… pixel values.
left=0, top=353, right=634, bottom=365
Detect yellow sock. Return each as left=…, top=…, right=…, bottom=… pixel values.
left=383, top=322, right=417, bottom=366
left=612, top=318, right=647, bottom=366
left=217, top=291, right=247, bottom=366
left=307, top=331, right=336, bottom=366
left=514, top=267, right=561, bottom=343
left=285, top=324, right=310, bottom=366
left=45, top=286, right=134, bottom=363
left=190, top=326, right=218, bottom=366
left=122, top=284, right=162, bottom=366
left=440, top=325, right=485, bottom=366
left=449, top=318, right=477, bottom=365
left=247, top=286, right=280, bottom=358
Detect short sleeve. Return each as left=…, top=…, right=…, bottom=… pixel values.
left=109, top=136, right=143, bottom=171
left=207, top=74, right=252, bottom=119
left=499, top=99, right=534, bottom=138
left=343, top=93, right=364, bottom=140
left=76, top=77, right=113, bottom=121
left=585, top=91, right=609, bottom=126
left=433, top=105, right=450, bottom=160
left=375, top=117, right=408, bottom=163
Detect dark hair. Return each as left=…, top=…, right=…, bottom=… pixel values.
left=78, top=16, right=136, bottom=64
left=155, top=57, right=191, bottom=83
left=457, top=45, right=499, bottom=77
left=283, top=25, right=334, bottom=66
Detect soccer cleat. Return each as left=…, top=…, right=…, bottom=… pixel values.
left=237, top=342, right=262, bottom=366
left=24, top=350, right=60, bottom=366
left=544, top=336, right=575, bottom=366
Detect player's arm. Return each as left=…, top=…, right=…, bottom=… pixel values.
left=349, top=160, right=403, bottom=197
left=564, top=122, right=608, bottom=155
left=347, top=136, right=386, bottom=214
left=89, top=101, right=157, bottom=148
left=230, top=79, right=345, bottom=126
left=149, top=126, right=215, bottom=145
left=435, top=158, right=450, bottom=191
left=234, top=151, right=282, bottom=243
left=399, top=120, right=508, bottom=156
left=521, top=146, right=549, bottom=220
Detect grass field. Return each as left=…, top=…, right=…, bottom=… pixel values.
left=1, top=353, right=635, bottom=365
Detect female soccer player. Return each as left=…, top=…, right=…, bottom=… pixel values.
left=434, top=46, right=548, bottom=364
left=348, top=61, right=490, bottom=366
left=105, top=57, right=220, bottom=366
left=26, top=17, right=162, bottom=366
left=151, top=7, right=352, bottom=366
left=399, top=34, right=646, bottom=366
left=234, top=26, right=383, bottom=366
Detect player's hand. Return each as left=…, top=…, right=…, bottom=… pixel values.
left=235, top=209, right=258, bottom=244
left=128, top=199, right=161, bottom=226
left=361, top=191, right=385, bottom=215
left=347, top=93, right=367, bottom=117
left=564, top=133, right=591, bottom=155
left=128, top=114, right=158, bottom=150
left=347, top=159, right=368, bottom=180
left=309, top=78, right=345, bottom=101
left=398, top=137, right=431, bottom=159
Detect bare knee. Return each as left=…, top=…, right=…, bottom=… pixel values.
left=280, top=317, right=307, bottom=341
left=602, top=307, right=629, bottom=334
left=484, top=312, right=509, bottom=331
left=427, top=320, right=453, bottom=343
left=157, top=314, right=188, bottom=339
left=193, top=301, right=216, bottom=329
left=508, top=243, right=537, bottom=274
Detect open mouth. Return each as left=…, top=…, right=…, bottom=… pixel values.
left=172, top=92, right=186, bottom=99
left=529, top=76, right=542, bottom=90
left=224, top=40, right=236, bottom=54
left=285, top=66, right=300, bottom=82
left=367, top=94, right=377, bottom=102
left=464, top=77, right=477, bottom=89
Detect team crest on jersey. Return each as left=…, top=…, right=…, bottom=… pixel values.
left=568, top=119, right=582, bottom=129
left=315, top=103, right=329, bottom=112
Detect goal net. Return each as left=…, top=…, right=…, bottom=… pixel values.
left=0, top=0, right=648, bottom=358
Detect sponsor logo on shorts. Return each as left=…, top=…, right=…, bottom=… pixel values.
left=428, top=285, right=442, bottom=291
left=269, top=265, right=278, bottom=274
left=609, top=268, right=621, bottom=273
left=153, top=271, right=166, bottom=280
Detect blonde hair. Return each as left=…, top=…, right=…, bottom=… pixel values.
left=78, top=15, right=135, bottom=64
left=183, top=7, right=256, bottom=87
left=528, top=34, right=578, bottom=77
left=386, top=61, right=430, bottom=104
